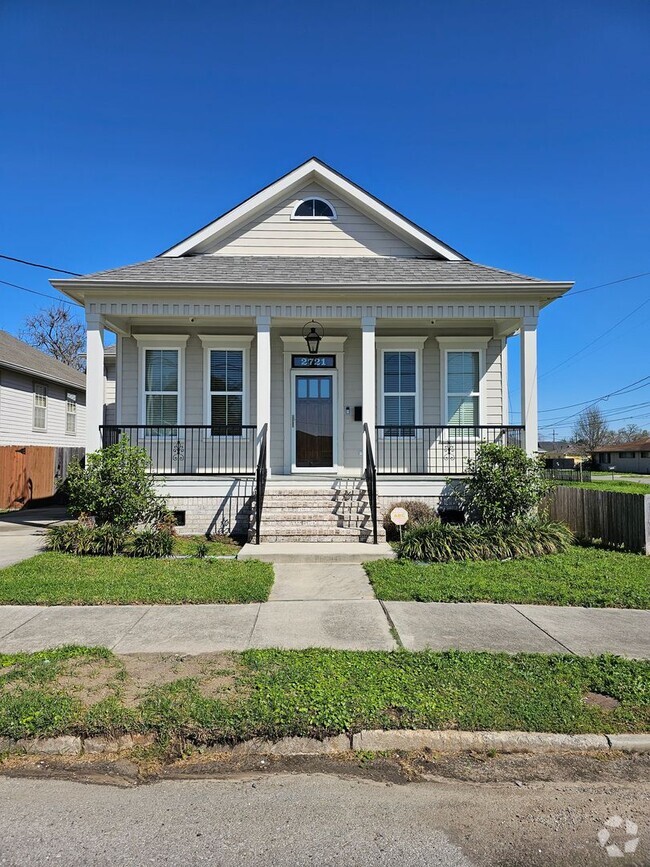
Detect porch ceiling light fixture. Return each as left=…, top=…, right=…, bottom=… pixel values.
left=302, top=319, right=324, bottom=355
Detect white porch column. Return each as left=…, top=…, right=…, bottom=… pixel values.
left=256, top=315, right=271, bottom=466
left=520, top=315, right=538, bottom=454
left=85, top=312, right=105, bottom=454
left=361, top=316, right=376, bottom=448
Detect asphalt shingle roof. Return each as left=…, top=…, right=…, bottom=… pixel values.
left=68, top=256, right=549, bottom=287
left=593, top=437, right=650, bottom=453
left=0, top=330, right=85, bottom=390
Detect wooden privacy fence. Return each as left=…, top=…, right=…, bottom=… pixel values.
left=0, top=446, right=84, bottom=510
left=547, top=486, right=650, bottom=555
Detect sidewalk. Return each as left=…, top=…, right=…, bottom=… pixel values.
left=1, top=560, right=648, bottom=658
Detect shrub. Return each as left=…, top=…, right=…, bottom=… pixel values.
left=396, top=519, right=574, bottom=562
left=382, top=500, right=437, bottom=541
left=64, top=437, right=167, bottom=529
left=454, top=443, right=550, bottom=526
left=129, top=529, right=174, bottom=559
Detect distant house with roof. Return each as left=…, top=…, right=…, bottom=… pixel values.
left=537, top=440, right=587, bottom=469
left=0, top=330, right=87, bottom=509
left=593, top=439, right=650, bottom=475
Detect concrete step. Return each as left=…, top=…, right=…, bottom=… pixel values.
left=239, top=541, right=395, bottom=563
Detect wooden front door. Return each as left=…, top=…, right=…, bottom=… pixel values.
left=294, top=374, right=334, bottom=468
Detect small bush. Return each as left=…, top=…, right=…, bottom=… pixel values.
left=454, top=443, right=550, bottom=526
left=129, top=529, right=174, bottom=559
left=396, top=519, right=574, bottom=562
left=383, top=500, right=437, bottom=541
left=64, top=436, right=166, bottom=529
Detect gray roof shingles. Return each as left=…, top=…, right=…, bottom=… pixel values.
left=67, top=256, right=549, bottom=287
left=0, top=330, right=85, bottom=390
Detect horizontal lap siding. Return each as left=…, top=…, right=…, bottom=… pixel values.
left=205, top=183, right=423, bottom=257
left=485, top=338, right=503, bottom=424
left=0, top=367, right=86, bottom=448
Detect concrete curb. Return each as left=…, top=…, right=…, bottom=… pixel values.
left=1, top=730, right=648, bottom=757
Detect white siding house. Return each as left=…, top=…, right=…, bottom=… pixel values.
left=53, top=158, right=572, bottom=540
left=0, top=330, right=86, bottom=508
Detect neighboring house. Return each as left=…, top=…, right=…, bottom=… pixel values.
left=0, top=330, right=86, bottom=509
left=593, top=439, right=650, bottom=475
left=538, top=440, right=586, bottom=469
left=53, top=158, right=572, bottom=540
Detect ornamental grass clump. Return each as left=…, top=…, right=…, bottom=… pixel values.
left=396, top=520, right=573, bottom=562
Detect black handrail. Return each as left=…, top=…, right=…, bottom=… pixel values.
left=99, top=425, right=257, bottom=475
left=255, top=423, right=268, bottom=545
left=374, top=425, right=525, bottom=475
left=363, top=422, right=378, bottom=544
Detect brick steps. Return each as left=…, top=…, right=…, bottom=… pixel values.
left=251, top=482, right=383, bottom=543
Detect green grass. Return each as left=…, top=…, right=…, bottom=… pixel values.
left=0, top=646, right=647, bottom=741
left=172, top=535, right=240, bottom=556
left=563, top=481, right=650, bottom=495
left=0, top=552, right=273, bottom=604
left=365, top=547, right=650, bottom=608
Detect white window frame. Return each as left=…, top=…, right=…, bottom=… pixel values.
left=135, top=335, right=188, bottom=430
left=290, top=197, right=338, bottom=221
left=33, top=382, right=47, bottom=431
left=65, top=392, right=77, bottom=436
left=376, top=338, right=426, bottom=437
left=198, top=336, right=253, bottom=438
left=437, top=337, right=490, bottom=429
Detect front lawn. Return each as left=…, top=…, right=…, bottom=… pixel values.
left=172, top=535, right=241, bottom=556
left=0, top=645, right=647, bottom=741
left=365, top=547, right=650, bottom=608
left=0, top=552, right=273, bottom=604
left=564, top=481, right=650, bottom=495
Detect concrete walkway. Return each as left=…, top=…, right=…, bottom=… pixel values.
left=0, top=508, right=68, bottom=568
left=0, top=597, right=647, bottom=657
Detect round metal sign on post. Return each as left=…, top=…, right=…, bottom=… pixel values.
left=390, top=507, right=409, bottom=526
left=390, top=507, right=408, bottom=543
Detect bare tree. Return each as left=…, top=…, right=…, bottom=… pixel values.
left=21, top=305, right=85, bottom=371
left=614, top=423, right=649, bottom=443
left=572, top=406, right=612, bottom=452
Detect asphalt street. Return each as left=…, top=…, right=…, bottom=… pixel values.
left=0, top=772, right=647, bottom=866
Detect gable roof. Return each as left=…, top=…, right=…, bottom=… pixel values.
left=0, top=330, right=85, bottom=390
left=593, top=437, right=650, bottom=453
left=160, top=158, right=467, bottom=261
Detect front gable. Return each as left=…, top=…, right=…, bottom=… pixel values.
left=197, top=182, right=426, bottom=257
left=162, top=158, right=465, bottom=261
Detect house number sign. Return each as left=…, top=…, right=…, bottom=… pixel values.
left=291, top=354, right=336, bottom=368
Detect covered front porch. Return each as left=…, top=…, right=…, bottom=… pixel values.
left=88, top=306, right=538, bottom=481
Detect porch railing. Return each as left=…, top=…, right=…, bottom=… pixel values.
left=375, top=425, right=525, bottom=475
left=254, top=423, right=268, bottom=544
left=363, top=423, right=378, bottom=544
left=100, top=425, right=257, bottom=475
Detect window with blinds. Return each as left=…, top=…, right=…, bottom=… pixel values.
left=446, top=351, right=480, bottom=426
left=144, top=349, right=179, bottom=426
left=210, top=349, right=244, bottom=433
left=33, top=383, right=47, bottom=430
left=383, top=351, right=416, bottom=434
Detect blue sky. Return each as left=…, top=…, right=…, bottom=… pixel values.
left=1, top=0, right=649, bottom=438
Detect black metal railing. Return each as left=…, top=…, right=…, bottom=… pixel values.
left=543, top=468, right=591, bottom=483
left=100, top=425, right=257, bottom=475
left=254, top=423, right=268, bottom=545
left=363, top=423, right=378, bottom=544
left=375, top=425, right=525, bottom=475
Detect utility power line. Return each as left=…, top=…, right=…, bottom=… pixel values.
left=539, top=376, right=650, bottom=414
left=562, top=271, right=650, bottom=299
left=0, top=253, right=81, bottom=276
left=0, top=279, right=81, bottom=307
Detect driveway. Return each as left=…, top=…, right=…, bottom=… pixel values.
left=0, top=508, right=68, bottom=568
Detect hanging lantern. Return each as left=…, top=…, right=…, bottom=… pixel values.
left=302, top=320, right=324, bottom=355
